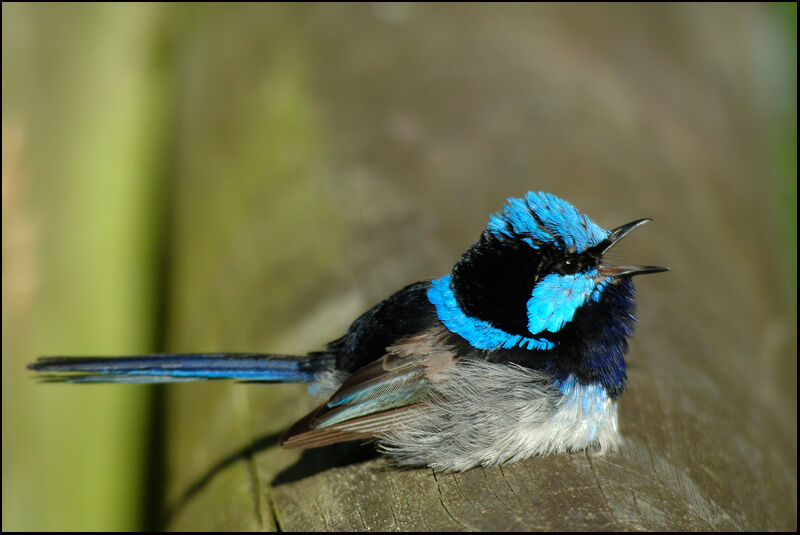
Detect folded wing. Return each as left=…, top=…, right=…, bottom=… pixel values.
left=280, top=329, right=457, bottom=449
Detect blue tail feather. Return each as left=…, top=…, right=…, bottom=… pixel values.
left=28, top=353, right=331, bottom=384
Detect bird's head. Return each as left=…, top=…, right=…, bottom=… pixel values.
left=436, top=191, right=668, bottom=394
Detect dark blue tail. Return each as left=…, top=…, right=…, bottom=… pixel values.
left=28, top=353, right=333, bottom=384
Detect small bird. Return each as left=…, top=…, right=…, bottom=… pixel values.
left=30, top=191, right=668, bottom=472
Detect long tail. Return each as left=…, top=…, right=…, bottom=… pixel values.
left=28, top=353, right=333, bottom=384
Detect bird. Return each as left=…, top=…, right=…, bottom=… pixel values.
left=29, top=191, right=668, bottom=472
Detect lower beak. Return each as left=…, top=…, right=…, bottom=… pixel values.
left=599, top=265, right=670, bottom=278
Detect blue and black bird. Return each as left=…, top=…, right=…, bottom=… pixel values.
left=29, top=191, right=668, bottom=471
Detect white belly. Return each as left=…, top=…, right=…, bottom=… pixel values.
left=376, top=360, right=621, bottom=472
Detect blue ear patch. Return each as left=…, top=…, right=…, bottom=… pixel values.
left=488, top=192, right=609, bottom=253
left=527, top=271, right=610, bottom=335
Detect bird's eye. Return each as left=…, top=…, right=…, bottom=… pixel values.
left=556, top=258, right=582, bottom=275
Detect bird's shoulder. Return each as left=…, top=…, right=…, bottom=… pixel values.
left=328, top=281, right=440, bottom=372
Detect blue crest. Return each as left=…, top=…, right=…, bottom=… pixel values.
left=487, top=192, right=609, bottom=253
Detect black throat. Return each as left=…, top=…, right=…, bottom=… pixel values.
left=545, top=278, right=636, bottom=397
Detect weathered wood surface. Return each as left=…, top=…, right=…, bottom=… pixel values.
left=162, top=4, right=796, bottom=531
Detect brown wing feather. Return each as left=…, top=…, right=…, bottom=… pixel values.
left=280, top=327, right=455, bottom=449
left=280, top=405, right=423, bottom=449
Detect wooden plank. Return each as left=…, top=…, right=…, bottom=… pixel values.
left=164, top=3, right=796, bottom=531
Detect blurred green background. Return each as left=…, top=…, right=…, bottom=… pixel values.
left=2, top=3, right=795, bottom=531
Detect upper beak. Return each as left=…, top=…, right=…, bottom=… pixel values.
left=594, top=218, right=670, bottom=278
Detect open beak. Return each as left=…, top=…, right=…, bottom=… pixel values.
left=595, top=218, right=669, bottom=278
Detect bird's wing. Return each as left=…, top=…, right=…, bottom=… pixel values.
left=280, top=328, right=457, bottom=449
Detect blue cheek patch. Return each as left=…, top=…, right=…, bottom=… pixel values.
left=527, top=270, right=605, bottom=335
left=428, top=275, right=555, bottom=351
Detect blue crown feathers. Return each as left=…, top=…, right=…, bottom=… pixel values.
left=487, top=192, right=609, bottom=253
